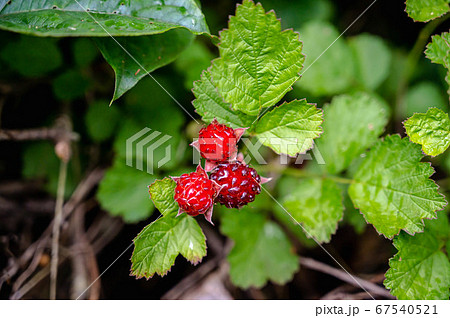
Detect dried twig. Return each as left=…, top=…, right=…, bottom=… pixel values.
left=50, top=160, right=68, bottom=300
left=0, top=168, right=104, bottom=294
left=70, top=201, right=101, bottom=300
left=0, top=127, right=78, bottom=142
left=299, top=256, right=394, bottom=299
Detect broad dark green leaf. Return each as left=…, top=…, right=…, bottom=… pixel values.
left=85, top=99, right=121, bottom=142
left=52, top=69, right=90, bottom=100
left=22, top=141, right=76, bottom=198
left=174, top=40, right=214, bottom=90
left=0, top=0, right=209, bottom=37
left=348, top=135, right=447, bottom=238
left=0, top=35, right=62, bottom=77
left=95, top=28, right=194, bottom=102
left=97, top=158, right=156, bottom=223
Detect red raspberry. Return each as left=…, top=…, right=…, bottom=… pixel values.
left=210, top=161, right=264, bottom=209
left=172, top=165, right=220, bottom=224
left=191, top=119, right=247, bottom=171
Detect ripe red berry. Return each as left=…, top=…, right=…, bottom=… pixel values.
left=191, top=119, right=247, bottom=171
left=172, top=165, right=220, bottom=224
left=210, top=161, right=265, bottom=209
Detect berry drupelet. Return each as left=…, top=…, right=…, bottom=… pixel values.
left=210, top=161, right=268, bottom=209
left=191, top=119, right=247, bottom=171
left=172, top=165, right=221, bottom=224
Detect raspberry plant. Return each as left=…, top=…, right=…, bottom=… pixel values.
left=129, top=0, right=450, bottom=299
left=1, top=0, right=450, bottom=300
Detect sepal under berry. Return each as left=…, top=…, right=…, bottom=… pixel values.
left=191, top=119, right=248, bottom=172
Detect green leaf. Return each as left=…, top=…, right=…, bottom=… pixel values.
left=112, top=76, right=186, bottom=171
left=404, top=108, right=450, bottom=156
left=282, top=178, right=343, bottom=243
left=316, top=92, right=390, bottom=174
left=348, top=135, right=447, bottom=238
left=425, top=32, right=450, bottom=101
left=174, top=40, right=214, bottom=90
left=0, top=0, right=209, bottom=37
left=147, top=177, right=178, bottom=216
left=405, top=81, right=448, bottom=116
left=131, top=213, right=207, bottom=278
left=131, top=178, right=206, bottom=278
left=296, top=21, right=355, bottom=96
left=385, top=212, right=450, bottom=299
left=97, top=158, right=155, bottom=223
left=425, top=32, right=450, bottom=65
left=72, top=38, right=98, bottom=67
left=342, top=186, right=367, bottom=235
left=220, top=208, right=299, bottom=288
left=22, top=141, right=76, bottom=198
left=254, top=100, right=323, bottom=156
left=95, top=28, right=194, bottom=102
left=209, top=0, right=305, bottom=116
left=192, top=71, right=256, bottom=128
left=0, top=35, right=62, bottom=77
left=85, top=99, right=121, bottom=142
left=348, top=33, right=391, bottom=90
left=52, top=69, right=90, bottom=100
left=405, top=0, right=450, bottom=22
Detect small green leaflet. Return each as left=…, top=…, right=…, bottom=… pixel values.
left=254, top=100, right=323, bottom=156
left=405, top=0, right=450, bottom=22
left=220, top=208, right=299, bottom=289
left=0, top=0, right=209, bottom=37
left=0, top=36, right=62, bottom=77
left=282, top=178, right=344, bottom=243
left=148, top=177, right=179, bottom=216
left=130, top=178, right=207, bottom=278
left=97, top=158, right=155, bottom=223
left=348, top=135, right=447, bottom=238
left=425, top=32, right=450, bottom=65
left=209, top=0, right=305, bottom=116
left=404, top=108, right=450, bottom=156
left=192, top=71, right=256, bottom=128
left=425, top=32, right=450, bottom=101
left=316, top=92, right=389, bottom=174
left=385, top=212, right=450, bottom=300
left=95, top=29, right=194, bottom=102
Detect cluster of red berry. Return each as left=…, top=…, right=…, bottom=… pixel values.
left=171, top=119, right=270, bottom=224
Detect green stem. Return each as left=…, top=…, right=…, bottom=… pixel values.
left=255, top=164, right=354, bottom=185
left=395, top=14, right=449, bottom=122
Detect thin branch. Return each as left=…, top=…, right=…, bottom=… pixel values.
left=0, top=168, right=104, bottom=294
left=49, top=160, right=68, bottom=300
left=0, top=127, right=78, bottom=142
left=299, top=256, right=394, bottom=299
